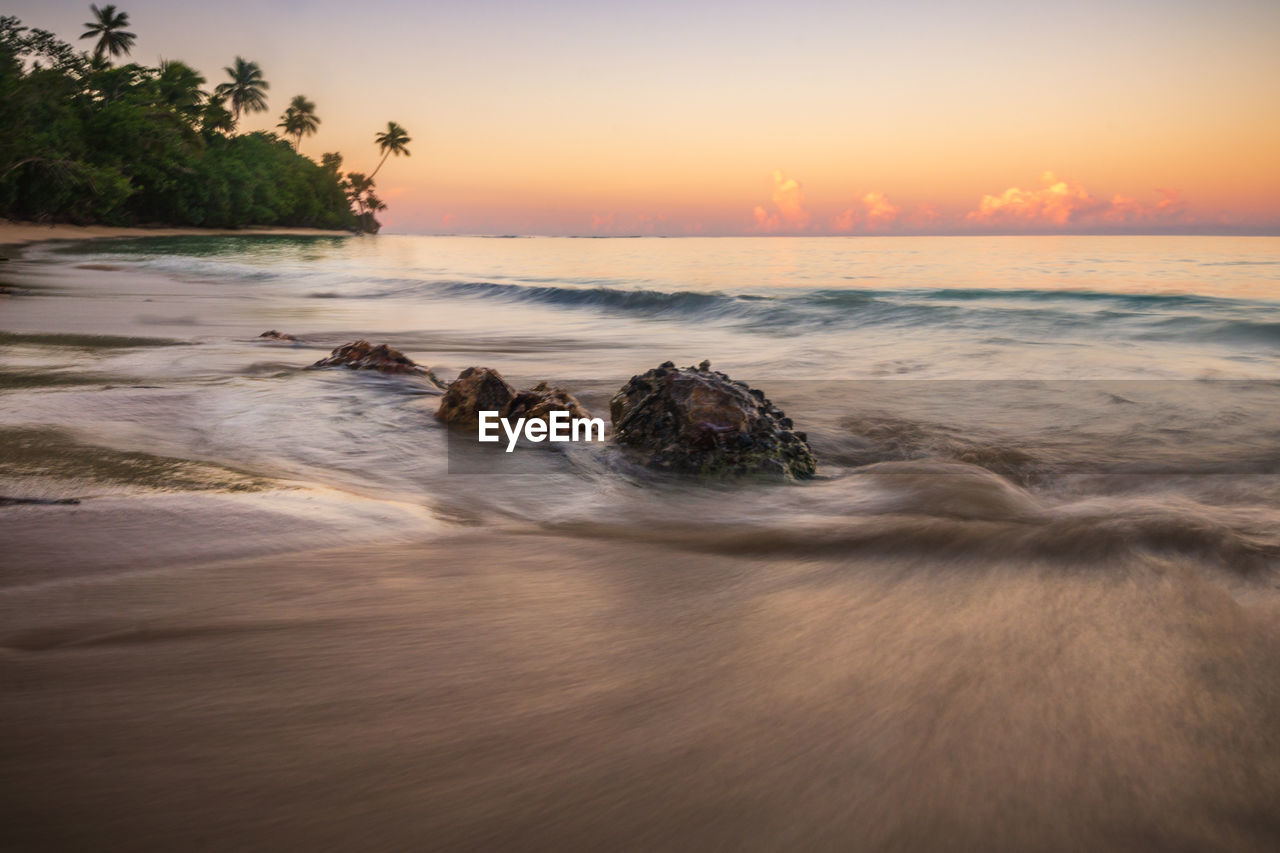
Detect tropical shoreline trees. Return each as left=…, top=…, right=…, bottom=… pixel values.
left=0, top=6, right=413, bottom=233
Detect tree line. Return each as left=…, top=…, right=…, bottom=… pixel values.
left=0, top=5, right=411, bottom=232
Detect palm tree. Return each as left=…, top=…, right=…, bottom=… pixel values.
left=156, top=60, right=206, bottom=120
left=92, top=63, right=141, bottom=104
left=369, top=121, right=410, bottom=179
left=213, top=57, right=268, bottom=127
left=80, top=4, right=136, bottom=63
left=344, top=172, right=373, bottom=214
left=201, top=96, right=235, bottom=136
left=277, top=95, right=319, bottom=151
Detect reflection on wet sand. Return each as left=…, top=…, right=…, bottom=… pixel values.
left=3, top=534, right=1279, bottom=850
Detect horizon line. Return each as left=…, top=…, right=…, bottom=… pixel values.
left=385, top=229, right=1280, bottom=238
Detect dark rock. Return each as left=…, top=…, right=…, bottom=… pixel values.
left=258, top=329, right=297, bottom=342
left=435, top=367, right=517, bottom=428
left=610, top=361, right=816, bottom=479
left=502, top=381, right=591, bottom=423
left=436, top=370, right=593, bottom=429
left=311, top=339, right=442, bottom=385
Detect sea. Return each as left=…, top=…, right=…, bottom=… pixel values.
left=4, top=234, right=1280, bottom=535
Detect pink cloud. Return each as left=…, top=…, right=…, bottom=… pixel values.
left=907, top=203, right=940, bottom=227
left=863, top=191, right=900, bottom=228
left=966, top=172, right=1188, bottom=228
left=752, top=170, right=811, bottom=232
left=831, top=191, right=914, bottom=232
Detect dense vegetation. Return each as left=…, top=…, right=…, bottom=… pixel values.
left=0, top=7, right=410, bottom=232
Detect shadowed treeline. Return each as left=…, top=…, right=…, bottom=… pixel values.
left=0, top=7, right=410, bottom=232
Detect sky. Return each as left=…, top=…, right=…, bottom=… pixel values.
left=12, top=0, right=1280, bottom=235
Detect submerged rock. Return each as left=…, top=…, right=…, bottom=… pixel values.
left=435, top=369, right=592, bottom=428
left=311, top=339, right=441, bottom=385
left=610, top=360, right=816, bottom=479
left=258, top=329, right=297, bottom=342
left=502, top=381, right=591, bottom=422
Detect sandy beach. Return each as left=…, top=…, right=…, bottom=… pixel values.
left=4, top=530, right=1279, bottom=852
left=0, top=220, right=352, bottom=250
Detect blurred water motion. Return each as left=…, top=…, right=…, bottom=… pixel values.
left=2, top=235, right=1279, bottom=850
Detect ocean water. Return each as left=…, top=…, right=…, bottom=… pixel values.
left=4, top=234, right=1279, bottom=533
left=3, top=235, right=1280, bottom=848
left=19, top=234, right=1280, bottom=381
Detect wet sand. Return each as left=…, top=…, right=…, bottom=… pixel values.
left=3, top=529, right=1280, bottom=851
left=0, top=221, right=351, bottom=250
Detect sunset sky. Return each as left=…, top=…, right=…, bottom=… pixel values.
left=14, top=0, right=1280, bottom=234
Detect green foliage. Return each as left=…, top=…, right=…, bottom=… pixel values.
left=0, top=14, right=358, bottom=230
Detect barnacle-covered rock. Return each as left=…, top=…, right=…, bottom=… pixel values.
left=502, top=381, right=591, bottom=423
left=610, top=360, right=815, bottom=479
left=436, top=369, right=591, bottom=429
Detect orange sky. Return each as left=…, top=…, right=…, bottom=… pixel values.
left=16, top=0, right=1280, bottom=234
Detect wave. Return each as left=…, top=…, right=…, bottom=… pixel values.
left=1139, top=317, right=1280, bottom=346
left=548, top=464, right=1280, bottom=572
left=401, top=280, right=1280, bottom=343
left=430, top=280, right=750, bottom=318
left=50, top=236, right=1280, bottom=344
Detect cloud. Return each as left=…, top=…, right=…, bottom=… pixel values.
left=440, top=213, right=456, bottom=228
left=591, top=212, right=615, bottom=233
left=832, top=207, right=857, bottom=232
left=752, top=170, right=811, bottom=232
left=907, top=203, right=940, bottom=228
left=831, top=191, right=909, bottom=232
left=966, top=172, right=1187, bottom=228
left=863, top=191, right=900, bottom=228
left=631, top=213, right=666, bottom=235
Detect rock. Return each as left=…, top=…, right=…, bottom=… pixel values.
left=610, top=360, right=816, bottom=479
left=258, top=329, right=297, bottom=342
left=435, top=370, right=592, bottom=429
left=502, top=381, right=591, bottom=422
left=311, top=339, right=441, bottom=385
left=435, top=367, right=517, bottom=428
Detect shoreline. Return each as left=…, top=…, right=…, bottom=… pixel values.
left=0, top=220, right=353, bottom=253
